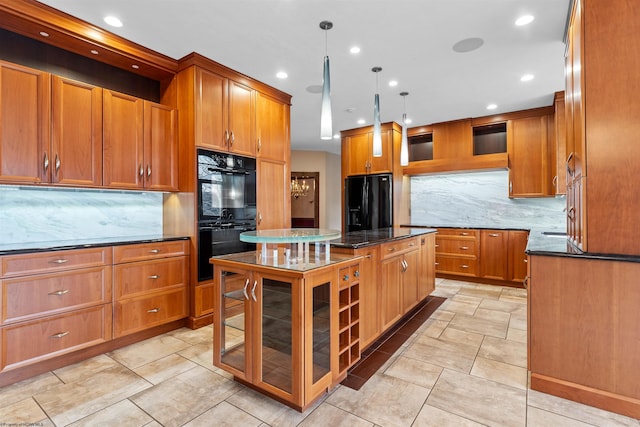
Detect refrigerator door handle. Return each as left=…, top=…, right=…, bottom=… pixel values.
left=363, top=179, right=369, bottom=229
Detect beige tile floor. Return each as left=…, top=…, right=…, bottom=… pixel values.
left=1, top=278, right=638, bottom=427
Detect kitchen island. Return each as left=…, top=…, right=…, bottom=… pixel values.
left=210, top=227, right=437, bottom=410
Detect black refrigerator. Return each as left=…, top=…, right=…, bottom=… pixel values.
left=345, top=173, right=393, bottom=232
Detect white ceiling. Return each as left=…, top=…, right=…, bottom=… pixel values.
left=37, top=0, right=571, bottom=155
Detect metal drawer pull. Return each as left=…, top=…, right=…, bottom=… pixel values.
left=461, top=264, right=469, bottom=268
left=460, top=232, right=469, bottom=236
left=51, top=331, right=69, bottom=338
left=147, top=308, right=160, bottom=313
left=49, top=259, right=69, bottom=264
left=55, top=154, right=61, bottom=172
left=489, top=233, right=500, bottom=237
left=148, top=275, right=160, bottom=279
left=388, top=247, right=396, bottom=251
left=409, top=242, right=415, bottom=246
left=251, top=281, right=257, bottom=302
left=48, top=289, right=70, bottom=296
left=343, top=275, right=349, bottom=281
left=148, top=249, right=160, bottom=254
left=43, top=152, right=49, bottom=171
left=354, top=270, right=360, bottom=277
left=147, top=165, right=151, bottom=177
left=460, top=246, right=469, bottom=250
left=243, top=279, right=250, bottom=300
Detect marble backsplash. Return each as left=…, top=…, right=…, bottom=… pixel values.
left=0, top=185, right=163, bottom=246
left=409, top=170, right=566, bottom=230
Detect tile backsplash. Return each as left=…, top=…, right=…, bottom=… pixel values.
left=0, top=186, right=162, bottom=246
left=410, top=170, right=566, bottom=230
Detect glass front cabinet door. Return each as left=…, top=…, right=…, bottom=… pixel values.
left=213, top=264, right=339, bottom=409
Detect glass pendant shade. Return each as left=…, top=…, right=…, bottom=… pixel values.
left=320, top=55, right=332, bottom=140
left=400, top=113, right=409, bottom=166
left=372, top=93, right=382, bottom=157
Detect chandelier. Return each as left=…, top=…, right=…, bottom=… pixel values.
left=291, top=177, right=310, bottom=199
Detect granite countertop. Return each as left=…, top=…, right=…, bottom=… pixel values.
left=0, top=235, right=190, bottom=256
left=330, top=227, right=437, bottom=249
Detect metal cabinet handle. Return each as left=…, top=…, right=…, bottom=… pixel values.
left=225, top=130, right=230, bottom=144
left=567, top=207, right=575, bottom=220
left=147, top=165, right=151, bottom=178
left=489, top=233, right=500, bottom=237
left=251, top=280, right=257, bottom=302
left=461, top=264, right=469, bottom=269
left=460, top=246, right=469, bottom=250
left=343, top=275, right=349, bottom=281
left=257, top=212, right=262, bottom=225
left=523, top=276, right=530, bottom=290
left=148, top=249, right=160, bottom=254
left=460, top=232, right=469, bottom=236
left=354, top=270, right=360, bottom=277
left=365, top=254, right=372, bottom=259
left=49, top=259, right=68, bottom=264
left=435, top=262, right=439, bottom=266
left=43, top=152, right=49, bottom=172
left=48, top=289, right=69, bottom=296
left=388, top=247, right=396, bottom=252
left=147, top=308, right=160, bottom=313
left=148, top=275, right=159, bottom=279
left=510, top=181, right=513, bottom=193
left=51, top=331, right=69, bottom=338
left=55, top=154, right=61, bottom=173
left=139, top=164, right=144, bottom=177
left=230, top=131, right=235, bottom=146
left=552, top=175, right=558, bottom=188
left=257, top=137, right=261, bottom=152
left=242, top=278, right=250, bottom=300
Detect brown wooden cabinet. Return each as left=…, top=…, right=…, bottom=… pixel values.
left=0, top=60, right=50, bottom=184
left=103, top=90, right=177, bottom=190
left=435, top=228, right=479, bottom=277
left=507, top=115, right=550, bottom=197
left=256, top=158, right=290, bottom=230
left=0, top=247, right=112, bottom=372
left=113, top=240, right=189, bottom=338
left=418, top=233, right=436, bottom=300
left=433, top=119, right=473, bottom=159
left=551, top=92, right=567, bottom=195
left=341, top=123, right=394, bottom=177
left=479, top=230, right=509, bottom=281
left=256, top=92, right=290, bottom=162
left=507, top=230, right=528, bottom=283
left=380, top=237, right=419, bottom=331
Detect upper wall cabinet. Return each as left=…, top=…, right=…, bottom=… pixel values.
left=103, top=90, right=177, bottom=191
left=256, top=92, right=290, bottom=162
left=0, top=61, right=50, bottom=184
left=341, top=123, right=394, bottom=177
left=190, top=66, right=255, bottom=156
left=433, top=119, right=472, bottom=159
left=507, top=115, right=550, bottom=197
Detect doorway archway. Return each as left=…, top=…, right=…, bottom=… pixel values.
left=290, top=172, right=319, bottom=228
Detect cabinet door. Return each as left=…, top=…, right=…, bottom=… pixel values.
left=228, top=81, right=255, bottom=156
left=51, top=76, right=102, bottom=186
left=507, top=230, right=529, bottom=283
left=479, top=230, right=509, bottom=281
left=343, top=133, right=370, bottom=176
left=418, top=233, right=436, bottom=300
left=401, top=249, right=419, bottom=312
left=369, top=128, right=394, bottom=174
left=256, top=92, right=289, bottom=162
left=0, top=61, right=50, bottom=184
left=257, top=159, right=289, bottom=229
left=143, top=101, right=178, bottom=191
left=433, top=119, right=473, bottom=159
left=195, top=67, right=227, bottom=151
left=380, top=257, right=402, bottom=332
left=507, top=116, right=549, bottom=197
left=103, top=90, right=144, bottom=189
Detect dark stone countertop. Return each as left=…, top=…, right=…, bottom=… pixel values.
left=330, top=227, right=437, bottom=249
left=0, top=235, right=190, bottom=256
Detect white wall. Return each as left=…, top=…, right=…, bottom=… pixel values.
left=290, top=150, right=342, bottom=230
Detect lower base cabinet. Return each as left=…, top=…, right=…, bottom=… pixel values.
left=212, top=255, right=360, bottom=411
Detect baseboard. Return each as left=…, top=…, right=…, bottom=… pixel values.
left=530, top=373, right=640, bottom=419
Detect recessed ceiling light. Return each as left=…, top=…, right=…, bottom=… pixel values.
left=515, top=15, right=534, bottom=26
left=521, top=74, right=534, bottom=82
left=350, top=46, right=361, bottom=54
left=276, top=71, right=288, bottom=79
left=39, top=31, right=49, bottom=37
left=357, top=119, right=366, bottom=125
left=104, top=16, right=123, bottom=28
left=388, top=80, right=398, bottom=87
left=453, top=37, right=484, bottom=53
left=487, top=103, right=498, bottom=110
left=90, top=49, right=99, bottom=55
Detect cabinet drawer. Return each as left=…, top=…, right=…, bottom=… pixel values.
left=436, top=228, right=479, bottom=238
left=1, top=266, right=112, bottom=325
left=380, top=237, right=419, bottom=260
left=338, top=263, right=361, bottom=289
left=435, top=256, right=478, bottom=276
left=0, top=304, right=112, bottom=371
left=1, top=247, right=111, bottom=278
left=113, top=240, right=189, bottom=263
left=435, top=238, right=478, bottom=256
left=114, top=256, right=187, bottom=299
left=114, top=288, right=188, bottom=338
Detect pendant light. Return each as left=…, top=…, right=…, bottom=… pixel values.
left=319, top=21, right=333, bottom=140
left=372, top=66, right=383, bottom=157
left=399, top=91, right=410, bottom=166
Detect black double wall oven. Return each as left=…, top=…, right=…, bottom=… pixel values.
left=197, top=149, right=256, bottom=282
